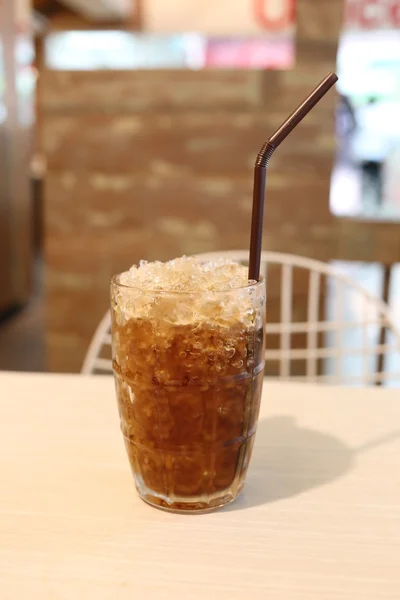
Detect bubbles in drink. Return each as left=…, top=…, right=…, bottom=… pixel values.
left=111, top=257, right=265, bottom=512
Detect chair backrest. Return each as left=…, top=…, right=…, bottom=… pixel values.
left=82, top=251, right=400, bottom=385
left=81, top=311, right=112, bottom=375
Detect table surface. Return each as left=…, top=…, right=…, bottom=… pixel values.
left=1, top=372, right=400, bottom=599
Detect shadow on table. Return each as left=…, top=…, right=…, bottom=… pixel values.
left=227, top=416, right=353, bottom=511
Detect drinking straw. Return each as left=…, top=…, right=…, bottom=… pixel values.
left=248, top=72, right=338, bottom=281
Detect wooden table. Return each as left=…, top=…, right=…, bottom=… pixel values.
left=1, top=372, right=400, bottom=599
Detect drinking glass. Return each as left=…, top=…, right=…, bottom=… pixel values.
left=111, top=274, right=265, bottom=513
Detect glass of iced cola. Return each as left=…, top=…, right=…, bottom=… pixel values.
left=111, top=257, right=265, bottom=513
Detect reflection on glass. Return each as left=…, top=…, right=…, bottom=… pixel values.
left=45, top=31, right=190, bottom=70
left=331, top=24, right=400, bottom=220
left=45, top=30, right=295, bottom=71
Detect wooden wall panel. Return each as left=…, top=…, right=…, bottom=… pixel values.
left=41, top=0, right=364, bottom=372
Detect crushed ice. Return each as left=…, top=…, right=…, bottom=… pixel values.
left=118, top=256, right=253, bottom=293
left=114, top=256, right=264, bottom=325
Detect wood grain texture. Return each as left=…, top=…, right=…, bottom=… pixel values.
left=1, top=373, right=400, bottom=599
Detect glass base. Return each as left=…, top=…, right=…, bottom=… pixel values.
left=137, top=484, right=243, bottom=514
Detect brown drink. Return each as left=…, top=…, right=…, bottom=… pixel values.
left=111, top=257, right=265, bottom=512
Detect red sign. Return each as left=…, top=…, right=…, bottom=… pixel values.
left=345, top=0, right=400, bottom=30
left=253, top=0, right=296, bottom=31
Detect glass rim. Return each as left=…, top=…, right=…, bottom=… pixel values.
left=111, top=273, right=265, bottom=296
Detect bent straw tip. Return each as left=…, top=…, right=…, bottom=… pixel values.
left=327, top=72, right=339, bottom=82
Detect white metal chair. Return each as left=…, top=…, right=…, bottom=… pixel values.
left=81, top=311, right=113, bottom=375
left=82, top=251, right=400, bottom=386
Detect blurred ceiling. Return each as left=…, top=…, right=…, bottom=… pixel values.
left=33, top=0, right=132, bottom=22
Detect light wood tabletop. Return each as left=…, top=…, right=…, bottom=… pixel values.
left=1, top=372, right=400, bottom=599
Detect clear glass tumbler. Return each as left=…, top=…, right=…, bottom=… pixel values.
left=111, top=275, right=265, bottom=513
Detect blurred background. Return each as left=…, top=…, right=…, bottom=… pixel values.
left=1, top=0, right=400, bottom=381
